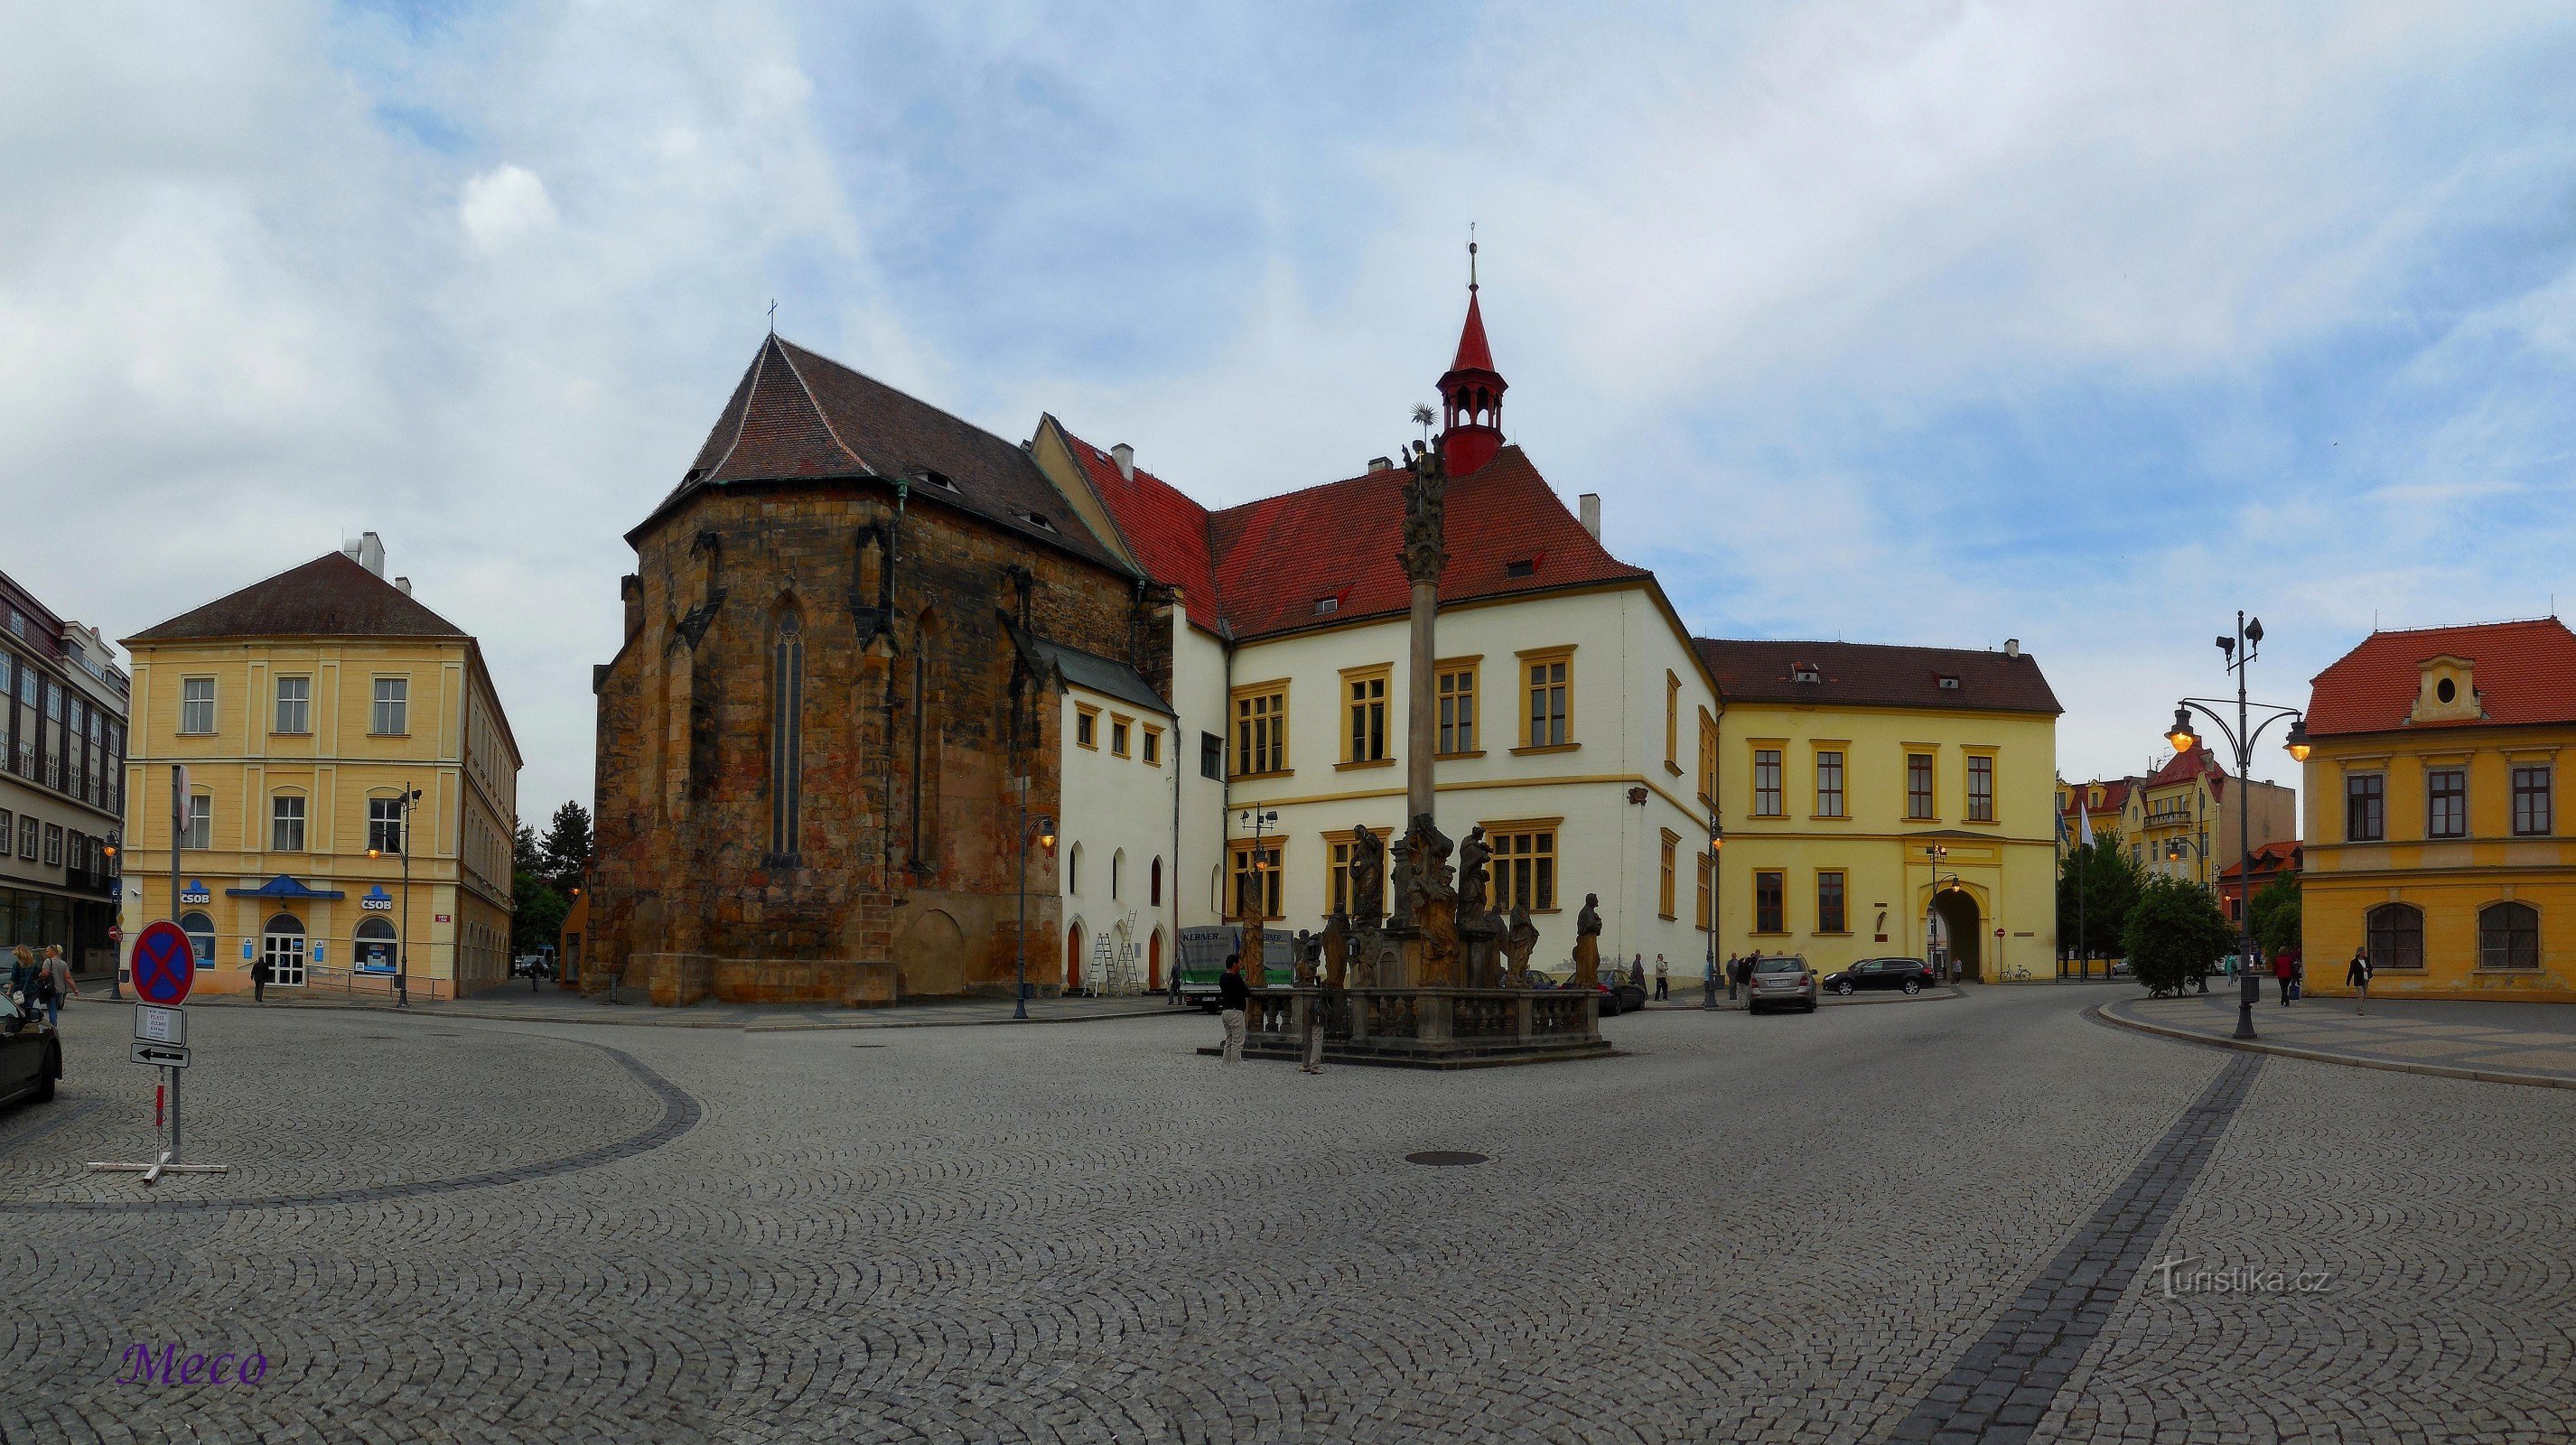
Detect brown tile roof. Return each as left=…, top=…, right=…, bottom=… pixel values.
left=2217, top=840, right=2301, bottom=881
left=126, top=553, right=467, bottom=643
left=1694, top=639, right=2061, bottom=714
left=2305, top=617, right=2576, bottom=737
left=2061, top=778, right=2139, bottom=818
left=636, top=336, right=1127, bottom=571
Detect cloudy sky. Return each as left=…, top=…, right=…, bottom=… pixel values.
left=9, top=1, right=2576, bottom=823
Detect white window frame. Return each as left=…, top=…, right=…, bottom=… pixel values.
left=274, top=676, right=312, bottom=735
left=271, top=794, right=307, bottom=852
left=372, top=676, right=409, bottom=735
left=182, top=794, right=211, bottom=851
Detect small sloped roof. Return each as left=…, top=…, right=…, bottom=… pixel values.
left=1012, top=627, right=1171, bottom=716
left=639, top=336, right=1127, bottom=571
left=1694, top=639, right=2062, bottom=714
left=128, top=553, right=467, bottom=643
left=2306, top=618, right=2576, bottom=736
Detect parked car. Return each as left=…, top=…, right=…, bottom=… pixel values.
left=0, top=994, right=61, bottom=1111
left=1747, top=954, right=1818, bottom=1013
left=1598, top=976, right=1648, bottom=1016
left=1819, top=957, right=1936, bottom=996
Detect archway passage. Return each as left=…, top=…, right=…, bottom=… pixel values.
left=1930, top=890, right=1983, bottom=982
left=895, top=908, right=966, bottom=998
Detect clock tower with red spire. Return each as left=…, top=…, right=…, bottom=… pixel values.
left=1437, top=237, right=1507, bottom=476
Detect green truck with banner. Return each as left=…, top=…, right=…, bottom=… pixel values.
left=1174, top=926, right=1296, bottom=1010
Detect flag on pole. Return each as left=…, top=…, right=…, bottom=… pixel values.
left=2078, top=806, right=2095, bottom=849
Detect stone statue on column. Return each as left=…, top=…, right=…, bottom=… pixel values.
left=1571, top=893, right=1604, bottom=989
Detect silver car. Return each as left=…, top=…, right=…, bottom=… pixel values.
left=1748, top=954, right=1819, bottom=1014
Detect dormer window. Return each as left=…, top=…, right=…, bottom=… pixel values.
left=919, top=470, right=958, bottom=493
left=1314, top=597, right=1339, bottom=616
left=1015, top=509, right=1056, bottom=533
left=2411, top=654, right=2482, bottom=723
left=1938, top=676, right=1961, bottom=690
left=1505, top=558, right=1537, bottom=579
left=1791, top=663, right=1821, bottom=684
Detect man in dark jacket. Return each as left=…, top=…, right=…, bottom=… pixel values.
left=2347, top=947, right=2371, bottom=1016
left=1218, top=955, right=1249, bottom=1062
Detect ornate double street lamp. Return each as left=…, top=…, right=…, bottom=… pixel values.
left=1237, top=809, right=1278, bottom=968
left=1013, top=804, right=1057, bottom=1022
left=366, top=782, right=423, bottom=1009
left=1923, top=844, right=1953, bottom=983
left=2166, top=612, right=2312, bottom=1041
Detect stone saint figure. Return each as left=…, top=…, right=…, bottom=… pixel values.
left=1502, top=904, right=1540, bottom=987
left=1350, top=824, right=1386, bottom=925
left=1292, top=929, right=1318, bottom=987
left=1457, top=825, right=1491, bottom=918
left=1320, top=913, right=1350, bottom=991
left=1387, top=834, right=1417, bottom=928
left=1571, top=892, right=1604, bottom=989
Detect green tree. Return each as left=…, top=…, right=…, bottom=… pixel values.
left=2249, top=873, right=2301, bottom=958
left=540, top=801, right=593, bottom=895
left=512, top=868, right=568, bottom=958
left=2057, top=833, right=2144, bottom=965
left=2123, top=873, right=2235, bottom=997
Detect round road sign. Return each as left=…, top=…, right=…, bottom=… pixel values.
left=131, top=919, right=197, bottom=1005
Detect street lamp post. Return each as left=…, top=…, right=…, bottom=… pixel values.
left=1703, top=813, right=1723, bottom=1008
left=2167, top=612, right=2312, bottom=1042
left=1923, top=844, right=1950, bottom=983
left=369, top=784, right=423, bottom=1009
left=1237, top=808, right=1277, bottom=978
left=1013, top=796, right=1056, bottom=1022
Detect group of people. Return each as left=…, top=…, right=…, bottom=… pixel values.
left=5, top=944, right=79, bottom=1030
left=2267, top=945, right=2375, bottom=1015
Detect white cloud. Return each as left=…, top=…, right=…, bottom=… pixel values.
left=459, top=163, right=558, bottom=254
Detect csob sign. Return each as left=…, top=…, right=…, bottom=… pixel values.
left=359, top=885, right=395, bottom=912
left=178, top=880, right=213, bottom=907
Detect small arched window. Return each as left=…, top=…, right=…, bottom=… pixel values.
left=2480, top=901, right=2539, bottom=970
left=1112, top=849, right=1125, bottom=900
left=1069, top=843, right=1081, bottom=895
left=1151, top=857, right=1163, bottom=907
left=179, top=910, right=215, bottom=965
left=2365, top=902, right=2423, bottom=972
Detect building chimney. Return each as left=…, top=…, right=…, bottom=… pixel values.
left=1578, top=493, right=1601, bottom=541
left=1111, top=443, right=1134, bottom=482
left=2004, top=639, right=2021, bottom=657
left=395, top=576, right=413, bottom=597
left=1367, top=456, right=1393, bottom=472
left=341, top=530, right=387, bottom=577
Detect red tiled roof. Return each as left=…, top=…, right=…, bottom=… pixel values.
left=1054, top=428, right=1225, bottom=633
left=2306, top=618, right=2576, bottom=736
left=1449, top=289, right=1496, bottom=375
left=2218, top=840, right=2302, bottom=881
left=1065, top=440, right=1650, bottom=641
left=128, top=553, right=467, bottom=643
left=2061, top=778, right=2137, bottom=817
left=1694, top=639, right=2062, bottom=714
left=2146, top=743, right=2229, bottom=799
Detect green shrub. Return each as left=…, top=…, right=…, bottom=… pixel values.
left=2123, top=875, right=2235, bottom=997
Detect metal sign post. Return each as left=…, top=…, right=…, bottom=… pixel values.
left=87, top=807, right=230, bottom=1187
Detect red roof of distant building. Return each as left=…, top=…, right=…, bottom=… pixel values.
left=2307, top=618, right=2576, bottom=736
left=2147, top=743, right=2229, bottom=798
left=2062, top=778, right=2137, bottom=817
left=2218, top=840, right=2302, bottom=881
left=1061, top=438, right=1648, bottom=642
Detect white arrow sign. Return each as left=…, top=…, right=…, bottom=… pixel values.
left=131, top=1041, right=191, bottom=1069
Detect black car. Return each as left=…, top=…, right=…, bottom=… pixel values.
left=1598, top=977, right=1648, bottom=1016
left=0, top=997, right=61, bottom=1110
left=1819, top=957, right=1937, bottom=996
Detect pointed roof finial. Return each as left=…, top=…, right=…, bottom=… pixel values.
left=1468, top=222, right=1479, bottom=292
left=768, top=298, right=778, bottom=335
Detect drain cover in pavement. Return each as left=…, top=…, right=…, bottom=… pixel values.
left=1405, top=1151, right=1489, bottom=1166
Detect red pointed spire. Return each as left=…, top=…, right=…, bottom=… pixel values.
left=1438, top=231, right=1507, bottom=475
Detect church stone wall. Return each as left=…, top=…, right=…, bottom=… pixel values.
left=589, top=480, right=1161, bottom=1004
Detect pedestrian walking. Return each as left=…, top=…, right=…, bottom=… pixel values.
left=1629, top=955, right=1646, bottom=991
left=1218, top=954, right=1248, bottom=1063
left=38, top=946, right=77, bottom=1030
left=2272, top=947, right=2293, bottom=1006
left=253, top=952, right=271, bottom=1004
left=1653, top=955, right=1670, bottom=1001
left=8, top=945, right=35, bottom=1015
left=1166, top=954, right=1183, bottom=1007
left=2347, top=946, right=2371, bottom=1016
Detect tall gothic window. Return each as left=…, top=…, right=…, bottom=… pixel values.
left=770, top=609, right=804, bottom=857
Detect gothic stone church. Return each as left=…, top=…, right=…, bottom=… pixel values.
left=589, top=335, right=1174, bottom=1005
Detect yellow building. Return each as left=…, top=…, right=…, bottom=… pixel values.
left=118, top=536, right=521, bottom=1002
left=1700, top=639, right=2060, bottom=983
left=2301, top=618, right=2576, bottom=1002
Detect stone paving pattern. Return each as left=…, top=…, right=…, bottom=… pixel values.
left=2107, top=992, right=2576, bottom=1084
left=3, top=987, right=2571, bottom=1441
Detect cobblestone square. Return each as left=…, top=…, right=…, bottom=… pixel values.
left=3, top=987, right=2571, bottom=1442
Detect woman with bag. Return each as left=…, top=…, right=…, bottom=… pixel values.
left=37, top=945, right=76, bottom=1029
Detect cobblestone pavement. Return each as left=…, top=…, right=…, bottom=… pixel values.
left=2106, top=991, right=2576, bottom=1086
left=171, top=987, right=1183, bottom=1030
left=2, top=986, right=2570, bottom=1442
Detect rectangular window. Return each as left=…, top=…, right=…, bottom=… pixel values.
left=17, top=816, right=34, bottom=860
left=271, top=795, right=306, bottom=852
left=274, top=676, right=311, bottom=734
left=1200, top=732, right=1224, bottom=781
left=1658, top=831, right=1678, bottom=919
left=1141, top=726, right=1162, bottom=767
left=2347, top=773, right=2385, bottom=843
left=372, top=676, right=409, bottom=734
left=1698, top=713, right=1718, bottom=805
left=1665, top=671, right=1680, bottom=770
left=181, top=676, right=216, bottom=735
left=1815, top=750, right=1845, bottom=817
left=1695, top=853, right=1713, bottom=930
left=1110, top=716, right=1132, bottom=758
left=1437, top=665, right=1478, bottom=755
left=2514, top=766, right=2553, bottom=836
left=1754, top=870, right=1785, bottom=933
left=1344, top=668, right=1388, bottom=763
left=1228, top=840, right=1282, bottom=920
left=2426, top=769, right=2468, bottom=839
left=183, top=794, right=211, bottom=851
left=368, top=797, right=405, bottom=853
left=43, top=823, right=62, bottom=867
left=1752, top=749, right=1783, bottom=816
left=1966, top=755, right=1995, bottom=822
left=1232, top=685, right=1287, bottom=776
left=1522, top=651, right=1571, bottom=748
left=1816, top=871, right=1846, bottom=934
left=1490, top=827, right=1558, bottom=913
left=1328, top=837, right=1358, bottom=917
left=1074, top=705, right=1098, bottom=750
left=1908, top=753, right=1935, bottom=820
